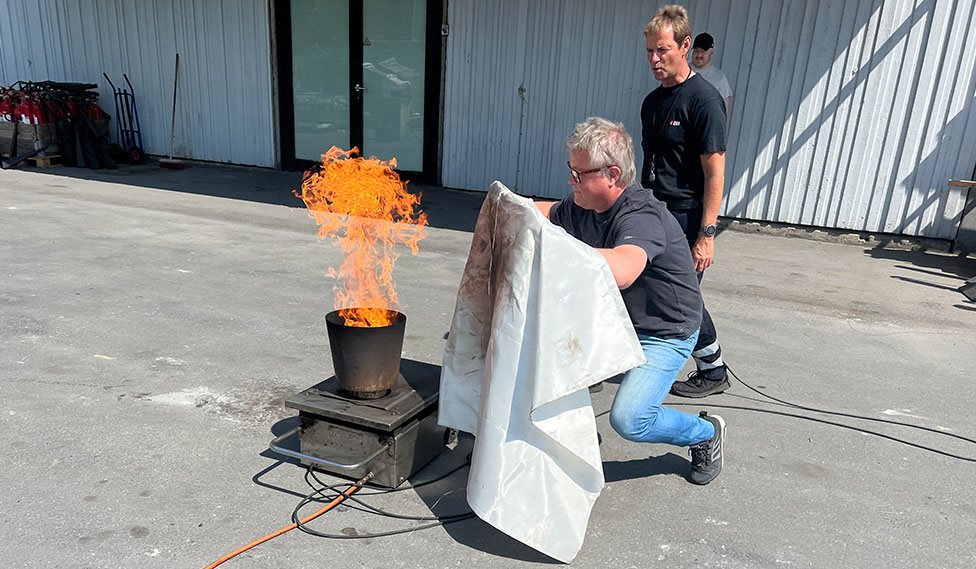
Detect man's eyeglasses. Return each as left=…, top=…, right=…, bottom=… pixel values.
left=567, top=161, right=611, bottom=184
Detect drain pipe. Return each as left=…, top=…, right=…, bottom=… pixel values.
left=514, top=83, right=527, bottom=193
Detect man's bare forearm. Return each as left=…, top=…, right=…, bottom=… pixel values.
left=700, top=152, right=725, bottom=228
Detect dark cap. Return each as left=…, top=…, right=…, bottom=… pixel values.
left=693, top=33, right=714, bottom=50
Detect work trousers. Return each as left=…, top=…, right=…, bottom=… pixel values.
left=667, top=207, right=725, bottom=379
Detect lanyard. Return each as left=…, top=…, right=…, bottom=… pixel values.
left=650, top=71, right=694, bottom=176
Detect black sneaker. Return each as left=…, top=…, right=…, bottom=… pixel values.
left=689, top=412, right=726, bottom=485
left=588, top=381, right=604, bottom=393
left=670, top=370, right=730, bottom=398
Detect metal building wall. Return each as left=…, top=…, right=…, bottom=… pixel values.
left=442, top=0, right=976, bottom=239
left=0, top=0, right=276, bottom=167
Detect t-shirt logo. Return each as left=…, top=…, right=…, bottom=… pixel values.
left=668, top=120, right=681, bottom=127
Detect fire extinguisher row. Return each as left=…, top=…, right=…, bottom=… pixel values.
left=1, top=81, right=109, bottom=125
left=1, top=80, right=120, bottom=170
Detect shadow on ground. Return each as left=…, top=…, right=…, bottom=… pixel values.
left=865, top=246, right=976, bottom=308
left=603, top=452, right=689, bottom=482
left=18, top=161, right=486, bottom=233
left=865, top=246, right=976, bottom=281
left=259, top=418, right=560, bottom=563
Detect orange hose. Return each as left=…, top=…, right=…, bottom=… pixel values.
left=203, top=474, right=370, bottom=569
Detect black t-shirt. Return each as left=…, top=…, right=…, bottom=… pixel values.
left=549, top=185, right=702, bottom=339
left=640, top=74, right=727, bottom=204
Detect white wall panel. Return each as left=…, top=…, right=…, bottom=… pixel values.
left=0, top=0, right=275, bottom=167
left=442, top=0, right=976, bottom=239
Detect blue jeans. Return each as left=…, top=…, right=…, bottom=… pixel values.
left=609, top=329, right=715, bottom=447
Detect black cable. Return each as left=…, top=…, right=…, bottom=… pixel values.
left=658, top=363, right=976, bottom=463
left=303, top=467, right=474, bottom=521
left=725, top=364, right=976, bottom=446
left=670, top=402, right=976, bottom=463
left=291, top=480, right=475, bottom=540
left=296, top=482, right=474, bottom=523
left=291, top=455, right=476, bottom=540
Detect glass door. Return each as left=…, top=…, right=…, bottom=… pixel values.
left=279, top=0, right=440, bottom=180
left=289, top=0, right=350, bottom=161
left=361, top=0, right=427, bottom=172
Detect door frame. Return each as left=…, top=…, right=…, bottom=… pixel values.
left=273, top=0, right=443, bottom=184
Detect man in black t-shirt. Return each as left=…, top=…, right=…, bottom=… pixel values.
left=640, top=5, right=730, bottom=398
left=534, top=117, right=726, bottom=485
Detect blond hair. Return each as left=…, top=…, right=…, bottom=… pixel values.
left=644, top=4, right=692, bottom=47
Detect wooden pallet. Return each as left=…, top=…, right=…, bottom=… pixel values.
left=25, top=154, right=61, bottom=168
left=0, top=151, right=61, bottom=168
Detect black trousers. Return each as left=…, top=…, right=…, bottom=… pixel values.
left=667, top=207, right=725, bottom=378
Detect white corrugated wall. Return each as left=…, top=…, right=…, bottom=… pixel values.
left=0, top=0, right=276, bottom=167
left=442, top=0, right=976, bottom=240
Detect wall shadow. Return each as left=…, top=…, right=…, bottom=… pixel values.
left=15, top=160, right=484, bottom=233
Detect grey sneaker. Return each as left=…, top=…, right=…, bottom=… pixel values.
left=689, top=412, right=726, bottom=485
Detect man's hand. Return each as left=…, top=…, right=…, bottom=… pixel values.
left=691, top=235, right=714, bottom=272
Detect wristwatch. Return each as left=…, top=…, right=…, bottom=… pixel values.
left=700, top=224, right=717, bottom=237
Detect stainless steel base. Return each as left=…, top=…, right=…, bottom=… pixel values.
left=271, top=405, right=448, bottom=488
left=271, top=359, right=450, bottom=488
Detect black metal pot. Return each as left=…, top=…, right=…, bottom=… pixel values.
left=325, top=309, right=406, bottom=399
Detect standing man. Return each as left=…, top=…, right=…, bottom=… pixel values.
left=690, top=32, right=733, bottom=116
left=536, top=117, right=726, bottom=485
left=640, top=5, right=730, bottom=398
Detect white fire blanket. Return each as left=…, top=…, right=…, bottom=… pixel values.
left=438, top=181, right=645, bottom=562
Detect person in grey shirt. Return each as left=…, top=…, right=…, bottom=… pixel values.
left=691, top=33, right=733, bottom=116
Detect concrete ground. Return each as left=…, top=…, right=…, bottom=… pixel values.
left=1, top=162, right=974, bottom=569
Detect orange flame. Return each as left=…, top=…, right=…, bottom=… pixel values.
left=296, top=147, right=427, bottom=327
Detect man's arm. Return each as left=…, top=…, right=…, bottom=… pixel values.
left=537, top=199, right=646, bottom=288
left=535, top=201, right=556, bottom=218
left=596, top=244, right=647, bottom=289
left=693, top=151, right=725, bottom=272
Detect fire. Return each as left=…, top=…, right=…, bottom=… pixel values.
left=297, top=147, right=427, bottom=327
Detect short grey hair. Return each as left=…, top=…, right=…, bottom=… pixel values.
left=564, top=117, right=637, bottom=187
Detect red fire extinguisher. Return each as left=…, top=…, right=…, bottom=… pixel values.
left=17, top=97, right=46, bottom=125
left=17, top=98, right=31, bottom=124
left=32, top=98, right=48, bottom=124
left=18, top=99, right=32, bottom=124
left=88, top=103, right=108, bottom=121
left=0, top=96, right=12, bottom=122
